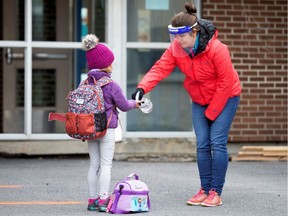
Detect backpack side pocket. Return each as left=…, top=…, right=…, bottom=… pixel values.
left=65, top=113, right=77, bottom=134
left=94, top=112, right=108, bottom=132
left=77, top=114, right=95, bottom=135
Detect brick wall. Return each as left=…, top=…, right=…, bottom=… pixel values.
left=202, top=0, right=287, bottom=143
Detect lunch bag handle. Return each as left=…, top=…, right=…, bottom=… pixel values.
left=125, top=173, right=139, bottom=180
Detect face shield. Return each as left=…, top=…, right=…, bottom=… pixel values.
left=168, top=23, right=198, bottom=58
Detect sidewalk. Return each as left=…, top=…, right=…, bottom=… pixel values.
left=0, top=138, right=262, bottom=161
left=0, top=158, right=287, bottom=216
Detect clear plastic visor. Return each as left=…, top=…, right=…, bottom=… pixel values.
left=168, top=25, right=195, bottom=58
left=168, top=22, right=197, bottom=41
left=168, top=25, right=193, bottom=35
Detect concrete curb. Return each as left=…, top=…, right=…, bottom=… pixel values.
left=0, top=139, right=278, bottom=162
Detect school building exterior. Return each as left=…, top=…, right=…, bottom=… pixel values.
left=0, top=0, right=287, bottom=156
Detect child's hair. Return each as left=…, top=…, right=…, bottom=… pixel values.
left=170, top=3, right=200, bottom=31
left=82, top=34, right=115, bottom=70
left=99, top=65, right=113, bottom=73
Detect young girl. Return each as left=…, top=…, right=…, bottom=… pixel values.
left=82, top=34, right=140, bottom=212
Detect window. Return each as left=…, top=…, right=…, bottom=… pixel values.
left=126, top=0, right=200, bottom=132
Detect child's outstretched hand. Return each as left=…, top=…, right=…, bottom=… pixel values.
left=134, top=100, right=142, bottom=108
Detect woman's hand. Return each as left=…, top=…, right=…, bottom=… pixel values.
left=131, top=88, right=144, bottom=100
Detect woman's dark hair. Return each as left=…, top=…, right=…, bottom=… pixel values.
left=170, top=2, right=200, bottom=30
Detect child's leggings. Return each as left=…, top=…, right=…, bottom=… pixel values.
left=87, top=128, right=115, bottom=199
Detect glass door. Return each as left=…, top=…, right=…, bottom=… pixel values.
left=2, top=0, right=73, bottom=135
left=0, top=0, right=107, bottom=139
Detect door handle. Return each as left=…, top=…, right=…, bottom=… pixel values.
left=5, top=48, right=67, bottom=64
left=33, top=53, right=67, bottom=60
left=5, top=48, right=23, bottom=64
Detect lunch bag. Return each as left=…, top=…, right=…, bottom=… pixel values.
left=107, top=173, right=150, bottom=214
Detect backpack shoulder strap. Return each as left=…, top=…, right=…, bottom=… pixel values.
left=97, top=76, right=113, bottom=87
left=85, top=75, right=113, bottom=87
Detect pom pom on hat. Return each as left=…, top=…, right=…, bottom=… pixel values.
left=82, top=34, right=99, bottom=51
left=82, top=34, right=115, bottom=70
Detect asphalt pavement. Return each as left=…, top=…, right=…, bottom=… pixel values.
left=0, top=157, right=287, bottom=216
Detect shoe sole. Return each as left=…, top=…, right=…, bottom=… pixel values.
left=87, top=206, right=99, bottom=211
left=87, top=205, right=98, bottom=211
left=186, top=201, right=202, bottom=206
left=201, top=201, right=223, bottom=207
left=98, top=207, right=107, bottom=212
left=87, top=208, right=98, bottom=211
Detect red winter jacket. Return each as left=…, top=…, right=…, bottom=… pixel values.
left=137, top=20, right=241, bottom=121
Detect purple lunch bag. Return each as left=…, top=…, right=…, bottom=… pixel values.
left=107, top=173, right=150, bottom=214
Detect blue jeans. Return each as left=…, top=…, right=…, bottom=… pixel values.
left=192, top=96, right=240, bottom=195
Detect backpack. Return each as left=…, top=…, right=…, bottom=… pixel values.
left=48, top=75, right=112, bottom=141
left=106, top=173, right=150, bottom=214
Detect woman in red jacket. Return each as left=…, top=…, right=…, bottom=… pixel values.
left=132, top=3, right=241, bottom=207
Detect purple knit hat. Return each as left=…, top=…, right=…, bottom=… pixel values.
left=82, top=34, right=114, bottom=70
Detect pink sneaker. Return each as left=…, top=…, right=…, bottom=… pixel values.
left=87, top=198, right=99, bottom=211
left=186, top=188, right=208, bottom=206
left=98, top=197, right=111, bottom=212
left=201, top=189, right=223, bottom=207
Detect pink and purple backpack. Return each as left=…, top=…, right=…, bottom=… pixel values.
left=48, top=76, right=112, bottom=141
left=107, top=173, right=150, bottom=214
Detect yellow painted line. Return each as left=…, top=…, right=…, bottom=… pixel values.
left=0, top=185, right=22, bottom=188
left=0, top=201, right=85, bottom=205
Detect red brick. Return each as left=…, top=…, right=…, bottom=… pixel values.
left=242, top=130, right=258, bottom=135
left=258, top=95, right=274, bottom=99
